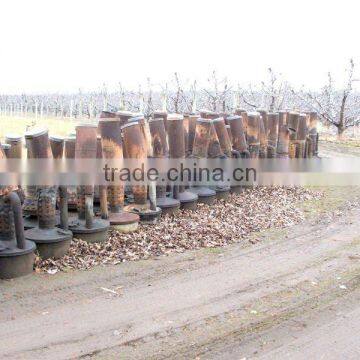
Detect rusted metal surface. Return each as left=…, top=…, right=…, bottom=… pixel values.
left=259, top=116, right=268, bottom=158
left=227, top=115, right=248, bottom=154
left=75, top=125, right=98, bottom=218
left=25, top=128, right=50, bottom=159
left=287, top=112, right=300, bottom=140
left=148, top=118, right=168, bottom=157
left=208, top=121, right=224, bottom=158
left=247, top=112, right=260, bottom=158
left=122, top=121, right=147, bottom=205
left=267, top=113, right=279, bottom=158
left=278, top=110, right=288, bottom=128
left=5, top=134, right=22, bottom=158
left=277, top=124, right=292, bottom=157
left=308, top=111, right=318, bottom=156
left=49, top=135, right=65, bottom=159
left=257, top=109, right=269, bottom=137
left=153, top=111, right=168, bottom=132
left=1, top=144, right=11, bottom=157
left=167, top=114, right=185, bottom=158
left=212, top=117, right=232, bottom=157
left=192, top=118, right=211, bottom=158
left=188, top=114, right=200, bottom=154
left=225, top=125, right=232, bottom=145
left=65, top=135, right=76, bottom=159
left=117, top=111, right=135, bottom=127
left=99, top=118, right=124, bottom=213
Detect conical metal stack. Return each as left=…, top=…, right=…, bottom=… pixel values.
left=24, top=129, right=73, bottom=259
left=98, top=117, right=140, bottom=230
left=68, top=125, right=110, bottom=243
left=148, top=117, right=180, bottom=215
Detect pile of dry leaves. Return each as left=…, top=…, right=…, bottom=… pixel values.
left=35, top=187, right=322, bottom=272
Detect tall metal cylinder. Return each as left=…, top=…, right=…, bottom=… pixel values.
left=188, top=114, right=199, bottom=154
left=247, top=112, right=260, bottom=158
left=267, top=113, right=279, bottom=158
left=122, top=121, right=147, bottom=205
left=153, top=111, right=168, bottom=132
left=227, top=115, right=248, bottom=154
left=167, top=114, right=185, bottom=158
left=75, top=125, right=98, bottom=219
left=49, top=135, right=65, bottom=159
left=212, top=117, right=232, bottom=157
left=99, top=118, right=124, bottom=212
left=117, top=111, right=134, bottom=127
left=208, top=122, right=223, bottom=158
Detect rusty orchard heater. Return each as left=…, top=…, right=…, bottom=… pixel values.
left=167, top=114, right=198, bottom=210
left=267, top=113, right=279, bottom=158
left=98, top=118, right=139, bottom=231
left=0, top=185, right=36, bottom=279
left=188, top=118, right=217, bottom=204
left=209, top=117, right=231, bottom=200
left=122, top=120, right=162, bottom=223
left=308, top=111, right=319, bottom=157
left=246, top=112, right=260, bottom=158
left=24, top=129, right=73, bottom=259
left=277, top=121, right=295, bottom=158
left=295, top=114, right=308, bottom=158
left=287, top=112, right=300, bottom=159
left=148, top=117, right=180, bottom=215
left=187, top=114, right=200, bottom=155
left=64, top=134, right=77, bottom=210
left=227, top=115, right=249, bottom=193
left=68, top=125, right=110, bottom=243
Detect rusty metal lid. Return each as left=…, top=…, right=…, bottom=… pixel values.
left=167, top=114, right=183, bottom=120
left=226, top=115, right=242, bottom=121
left=24, top=127, right=48, bottom=139
left=49, top=135, right=65, bottom=142
left=212, top=117, right=225, bottom=123
left=196, top=118, right=211, bottom=123
left=5, top=133, right=22, bottom=142
left=148, top=117, right=164, bottom=123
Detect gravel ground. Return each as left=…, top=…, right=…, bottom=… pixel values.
left=34, top=187, right=322, bottom=273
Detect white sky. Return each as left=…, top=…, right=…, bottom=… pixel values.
left=0, top=0, right=359, bottom=94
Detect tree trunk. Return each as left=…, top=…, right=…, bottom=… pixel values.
left=337, top=125, right=346, bottom=139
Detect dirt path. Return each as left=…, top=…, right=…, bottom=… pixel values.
left=1, top=197, right=360, bottom=359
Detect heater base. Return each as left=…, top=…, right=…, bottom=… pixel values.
left=23, top=214, right=61, bottom=230
left=189, top=187, right=216, bottom=205
left=108, top=211, right=140, bottom=233
left=0, top=240, right=36, bottom=279
left=156, top=197, right=181, bottom=215
left=69, top=218, right=110, bottom=243
left=176, top=191, right=198, bottom=210
left=124, top=204, right=162, bottom=224
left=25, top=227, right=73, bottom=260
left=215, top=185, right=231, bottom=200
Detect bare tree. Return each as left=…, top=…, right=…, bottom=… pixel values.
left=294, top=59, right=360, bottom=138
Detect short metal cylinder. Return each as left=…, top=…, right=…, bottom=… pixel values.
left=5, top=134, right=22, bottom=159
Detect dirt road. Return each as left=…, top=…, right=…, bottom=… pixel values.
left=0, top=195, right=360, bottom=359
